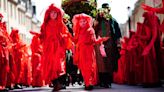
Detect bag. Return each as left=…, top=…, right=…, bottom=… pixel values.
left=99, top=44, right=107, bottom=57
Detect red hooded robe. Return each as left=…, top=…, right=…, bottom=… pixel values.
left=30, top=31, right=44, bottom=87
left=10, top=29, right=25, bottom=85
left=139, top=12, right=159, bottom=84
left=40, top=4, right=70, bottom=84
left=0, top=16, right=9, bottom=89
left=72, top=13, right=107, bottom=87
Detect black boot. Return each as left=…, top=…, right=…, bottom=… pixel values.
left=85, top=85, right=93, bottom=90
left=99, top=73, right=105, bottom=87
left=52, top=79, right=62, bottom=91
left=14, top=84, right=22, bottom=89
left=66, top=74, right=70, bottom=86
left=58, top=75, right=66, bottom=89
left=99, top=73, right=112, bottom=88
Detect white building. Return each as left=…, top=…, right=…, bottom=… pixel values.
left=0, top=0, right=41, bottom=45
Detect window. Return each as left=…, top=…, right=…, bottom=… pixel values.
left=4, top=0, right=6, bottom=11
left=10, top=3, right=13, bottom=17
left=22, top=14, right=25, bottom=25
left=18, top=11, right=21, bottom=24
left=14, top=5, right=17, bottom=19
left=18, top=10, right=26, bottom=25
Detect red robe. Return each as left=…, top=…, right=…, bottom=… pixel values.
left=142, top=0, right=164, bottom=81
left=0, top=36, right=9, bottom=88
left=30, top=33, right=44, bottom=87
left=41, top=21, right=67, bottom=84
left=40, top=5, right=70, bottom=84
left=139, top=12, right=159, bottom=84
left=125, top=34, right=140, bottom=84
left=114, top=37, right=129, bottom=84
left=72, top=14, right=109, bottom=87
left=21, top=46, right=32, bottom=86
left=0, top=22, right=10, bottom=89
left=159, top=20, right=164, bottom=80
left=73, top=27, right=98, bottom=87
left=10, top=29, right=25, bottom=84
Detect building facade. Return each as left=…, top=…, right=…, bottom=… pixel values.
left=0, top=0, right=41, bottom=44
left=131, top=0, right=164, bottom=30
left=123, top=0, right=164, bottom=38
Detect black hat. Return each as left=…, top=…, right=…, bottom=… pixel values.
left=102, top=3, right=109, bottom=8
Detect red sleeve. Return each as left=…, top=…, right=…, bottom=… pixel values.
left=61, top=24, right=73, bottom=49
left=40, top=24, right=46, bottom=43
left=84, top=28, right=96, bottom=45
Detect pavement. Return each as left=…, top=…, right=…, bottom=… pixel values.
left=9, top=83, right=164, bottom=92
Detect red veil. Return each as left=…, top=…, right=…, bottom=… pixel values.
left=40, top=4, right=66, bottom=41
left=72, top=13, right=92, bottom=43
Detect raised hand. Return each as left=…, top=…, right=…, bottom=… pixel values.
left=102, top=37, right=110, bottom=42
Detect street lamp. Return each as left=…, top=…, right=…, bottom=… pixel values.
left=127, top=6, right=131, bottom=31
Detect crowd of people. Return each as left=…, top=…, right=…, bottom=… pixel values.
left=0, top=2, right=164, bottom=92
left=114, top=0, right=164, bottom=87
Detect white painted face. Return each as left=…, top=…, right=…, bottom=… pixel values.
left=79, top=19, right=87, bottom=28
left=50, top=11, right=57, bottom=20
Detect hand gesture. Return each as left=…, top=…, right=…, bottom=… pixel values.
left=102, top=37, right=110, bottom=42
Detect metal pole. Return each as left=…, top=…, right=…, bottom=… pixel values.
left=127, top=6, right=131, bottom=31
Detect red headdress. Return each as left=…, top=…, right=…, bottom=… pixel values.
left=10, top=29, right=20, bottom=43
left=142, top=0, right=164, bottom=14
left=72, top=13, right=92, bottom=35
left=142, top=12, right=158, bottom=28
left=43, top=4, right=63, bottom=24
left=40, top=4, right=65, bottom=40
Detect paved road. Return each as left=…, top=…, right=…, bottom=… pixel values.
left=9, top=84, right=164, bottom=92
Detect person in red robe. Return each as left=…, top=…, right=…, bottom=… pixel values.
left=125, top=33, right=140, bottom=85
left=21, top=45, right=32, bottom=87
left=10, top=29, right=26, bottom=89
left=30, top=31, right=44, bottom=87
left=142, top=1, right=164, bottom=82
left=0, top=14, right=17, bottom=90
left=0, top=13, right=10, bottom=91
left=113, top=37, right=129, bottom=84
left=72, top=13, right=109, bottom=90
left=40, top=4, right=72, bottom=91
left=160, top=22, right=164, bottom=80
left=138, top=12, right=160, bottom=87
